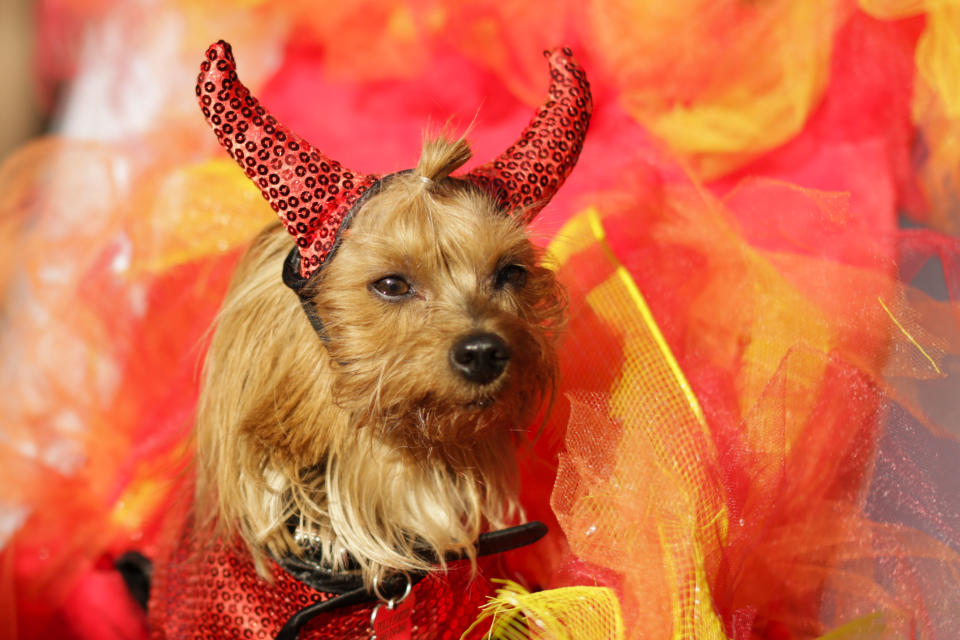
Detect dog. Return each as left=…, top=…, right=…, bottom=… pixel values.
left=147, top=41, right=591, bottom=639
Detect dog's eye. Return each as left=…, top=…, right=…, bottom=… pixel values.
left=370, top=275, right=412, bottom=299
left=495, top=264, right=528, bottom=289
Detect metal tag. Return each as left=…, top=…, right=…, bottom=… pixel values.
left=371, top=590, right=415, bottom=640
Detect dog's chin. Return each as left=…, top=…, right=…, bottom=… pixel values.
left=361, top=387, right=532, bottom=449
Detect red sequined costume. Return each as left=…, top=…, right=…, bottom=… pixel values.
left=147, top=517, right=497, bottom=639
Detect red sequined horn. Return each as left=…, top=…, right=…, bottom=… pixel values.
left=196, top=41, right=379, bottom=278
left=197, top=42, right=590, bottom=279
left=464, top=48, right=592, bottom=224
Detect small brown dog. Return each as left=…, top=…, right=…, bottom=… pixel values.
left=148, top=41, right=591, bottom=638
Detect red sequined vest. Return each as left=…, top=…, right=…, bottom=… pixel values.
left=148, top=517, right=498, bottom=640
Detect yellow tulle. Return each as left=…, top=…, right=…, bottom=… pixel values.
left=859, top=0, right=960, bottom=233
left=914, top=4, right=960, bottom=234
left=916, top=5, right=960, bottom=119
left=127, top=158, right=271, bottom=274
left=462, top=580, right=624, bottom=640
left=548, top=207, right=729, bottom=639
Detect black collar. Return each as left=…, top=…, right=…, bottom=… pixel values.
left=276, top=520, right=547, bottom=594
left=273, top=521, right=547, bottom=640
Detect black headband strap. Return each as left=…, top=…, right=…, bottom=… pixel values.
left=281, top=171, right=413, bottom=343
left=282, top=247, right=330, bottom=341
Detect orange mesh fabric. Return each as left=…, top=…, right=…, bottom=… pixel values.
left=543, top=170, right=960, bottom=639
left=0, top=138, right=259, bottom=639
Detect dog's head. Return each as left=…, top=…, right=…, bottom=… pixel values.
left=309, top=139, right=564, bottom=448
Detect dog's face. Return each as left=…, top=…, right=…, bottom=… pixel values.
left=308, top=177, right=564, bottom=448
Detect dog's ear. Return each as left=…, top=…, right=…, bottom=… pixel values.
left=463, top=48, right=592, bottom=225
left=196, top=40, right=380, bottom=279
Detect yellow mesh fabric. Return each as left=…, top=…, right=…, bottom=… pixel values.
left=914, top=3, right=960, bottom=235
left=526, top=176, right=960, bottom=638
left=859, top=0, right=960, bottom=234
left=126, top=158, right=271, bottom=274
left=548, top=208, right=728, bottom=639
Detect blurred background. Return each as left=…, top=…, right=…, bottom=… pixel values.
left=0, top=0, right=44, bottom=161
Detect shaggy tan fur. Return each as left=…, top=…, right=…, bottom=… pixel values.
left=195, top=136, right=565, bottom=587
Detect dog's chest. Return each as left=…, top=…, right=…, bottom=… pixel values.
left=147, top=518, right=495, bottom=639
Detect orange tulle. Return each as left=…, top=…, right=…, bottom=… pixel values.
left=544, top=170, right=960, bottom=638
left=588, top=0, right=846, bottom=179
left=0, top=137, right=251, bottom=639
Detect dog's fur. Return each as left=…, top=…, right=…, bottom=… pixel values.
left=194, top=136, right=564, bottom=587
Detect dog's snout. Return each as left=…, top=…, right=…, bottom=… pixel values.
left=450, top=333, right=510, bottom=384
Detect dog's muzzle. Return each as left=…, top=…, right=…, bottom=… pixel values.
left=449, top=333, right=510, bottom=385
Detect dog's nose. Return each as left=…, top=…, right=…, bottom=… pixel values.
left=450, top=333, right=510, bottom=384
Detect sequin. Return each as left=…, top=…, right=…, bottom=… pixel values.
left=462, top=48, right=592, bottom=225
left=196, top=41, right=378, bottom=280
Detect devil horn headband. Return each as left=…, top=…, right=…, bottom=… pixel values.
left=197, top=40, right=592, bottom=280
